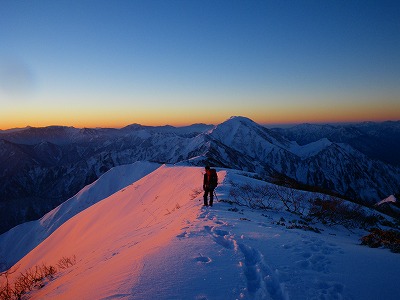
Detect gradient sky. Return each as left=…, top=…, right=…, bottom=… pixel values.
left=0, top=0, right=399, bottom=129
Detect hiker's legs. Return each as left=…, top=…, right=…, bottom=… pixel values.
left=203, top=189, right=209, bottom=206
left=209, top=189, right=214, bottom=206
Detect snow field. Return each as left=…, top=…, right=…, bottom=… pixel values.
left=1, top=165, right=399, bottom=299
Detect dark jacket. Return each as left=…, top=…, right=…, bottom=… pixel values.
left=203, top=170, right=217, bottom=190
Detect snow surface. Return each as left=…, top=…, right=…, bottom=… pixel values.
left=376, top=195, right=397, bottom=206
left=0, top=161, right=161, bottom=270
left=1, top=165, right=400, bottom=299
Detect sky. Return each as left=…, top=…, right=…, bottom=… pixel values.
left=0, top=0, right=399, bottom=129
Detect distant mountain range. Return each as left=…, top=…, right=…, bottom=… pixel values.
left=272, top=121, right=400, bottom=166
left=1, top=116, right=399, bottom=233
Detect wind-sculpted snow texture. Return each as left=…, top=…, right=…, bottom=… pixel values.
left=1, top=166, right=399, bottom=299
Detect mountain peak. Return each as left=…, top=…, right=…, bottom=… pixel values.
left=211, top=116, right=260, bottom=139
left=226, top=116, right=258, bottom=125
left=212, top=116, right=263, bottom=138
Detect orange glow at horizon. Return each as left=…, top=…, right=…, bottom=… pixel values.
left=1, top=100, right=399, bottom=130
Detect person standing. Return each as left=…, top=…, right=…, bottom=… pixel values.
left=203, top=166, right=218, bottom=206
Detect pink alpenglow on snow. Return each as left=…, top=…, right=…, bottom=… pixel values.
left=2, top=165, right=400, bottom=299
left=376, top=195, right=397, bottom=206
left=0, top=161, right=161, bottom=269
left=6, top=165, right=225, bottom=299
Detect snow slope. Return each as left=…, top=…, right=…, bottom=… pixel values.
left=0, top=161, right=160, bottom=270
left=2, top=165, right=400, bottom=299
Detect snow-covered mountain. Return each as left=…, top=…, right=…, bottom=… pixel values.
left=1, top=117, right=399, bottom=234
left=1, top=165, right=399, bottom=299
left=205, top=117, right=400, bottom=203
left=273, top=121, right=400, bottom=166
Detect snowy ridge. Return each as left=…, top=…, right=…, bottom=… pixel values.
left=289, top=138, right=332, bottom=159
left=3, top=165, right=221, bottom=299
left=0, top=161, right=160, bottom=270
left=1, top=165, right=399, bottom=299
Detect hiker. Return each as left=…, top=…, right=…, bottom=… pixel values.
left=203, top=166, right=218, bottom=206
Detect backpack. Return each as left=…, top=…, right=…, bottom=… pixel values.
left=209, top=169, right=218, bottom=188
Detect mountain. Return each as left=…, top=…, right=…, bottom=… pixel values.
left=272, top=121, right=400, bottom=166
left=1, top=117, right=399, bottom=234
left=1, top=165, right=399, bottom=299
left=0, top=126, right=83, bottom=145
left=206, top=117, right=400, bottom=203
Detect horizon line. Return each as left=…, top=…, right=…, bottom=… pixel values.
left=1, top=118, right=399, bottom=131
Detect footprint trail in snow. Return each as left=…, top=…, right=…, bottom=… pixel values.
left=196, top=208, right=287, bottom=300
left=193, top=205, right=351, bottom=300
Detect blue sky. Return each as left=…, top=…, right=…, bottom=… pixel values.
left=0, top=0, right=399, bottom=128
